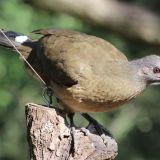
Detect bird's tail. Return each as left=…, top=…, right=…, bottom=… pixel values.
left=0, top=29, right=30, bottom=49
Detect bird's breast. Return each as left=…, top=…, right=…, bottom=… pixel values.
left=50, top=78, right=145, bottom=113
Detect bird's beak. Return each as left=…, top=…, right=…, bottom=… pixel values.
left=150, top=78, right=160, bottom=85
left=151, top=82, right=160, bottom=85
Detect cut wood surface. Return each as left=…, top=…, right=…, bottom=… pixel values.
left=25, top=103, right=118, bottom=160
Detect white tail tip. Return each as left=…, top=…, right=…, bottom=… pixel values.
left=15, top=35, right=29, bottom=43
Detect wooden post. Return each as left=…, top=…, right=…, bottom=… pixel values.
left=25, top=103, right=118, bottom=160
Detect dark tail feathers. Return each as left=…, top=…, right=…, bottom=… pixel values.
left=0, top=29, right=29, bottom=48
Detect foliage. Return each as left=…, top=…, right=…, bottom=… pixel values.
left=0, top=0, right=160, bottom=159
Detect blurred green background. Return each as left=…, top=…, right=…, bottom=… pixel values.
left=0, top=0, right=160, bottom=159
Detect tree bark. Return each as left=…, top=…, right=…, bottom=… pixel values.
left=26, top=0, right=160, bottom=46
left=25, top=103, right=118, bottom=160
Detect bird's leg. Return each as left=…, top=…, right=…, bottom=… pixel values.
left=67, top=113, right=77, bottom=155
left=42, top=86, right=53, bottom=107
left=81, top=113, right=113, bottom=139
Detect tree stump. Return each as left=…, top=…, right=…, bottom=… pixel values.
left=25, top=103, right=118, bottom=160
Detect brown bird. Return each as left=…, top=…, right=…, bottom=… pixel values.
left=0, top=28, right=160, bottom=123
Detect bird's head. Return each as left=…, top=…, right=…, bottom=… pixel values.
left=132, top=55, right=160, bottom=85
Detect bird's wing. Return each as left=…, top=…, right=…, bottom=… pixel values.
left=32, top=28, right=127, bottom=61
left=32, top=28, right=128, bottom=86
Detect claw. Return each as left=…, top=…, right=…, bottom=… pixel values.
left=67, top=113, right=77, bottom=156
left=42, top=86, right=53, bottom=107
left=81, top=113, right=113, bottom=140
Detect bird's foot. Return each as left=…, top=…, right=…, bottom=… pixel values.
left=67, top=113, right=77, bottom=156
left=81, top=113, right=113, bottom=143
left=70, top=126, right=78, bottom=156
left=42, top=86, right=53, bottom=107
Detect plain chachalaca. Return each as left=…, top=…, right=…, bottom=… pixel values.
left=0, top=28, right=160, bottom=124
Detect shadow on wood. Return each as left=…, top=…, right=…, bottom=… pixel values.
left=25, top=103, right=118, bottom=160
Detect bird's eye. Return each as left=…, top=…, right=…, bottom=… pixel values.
left=153, top=67, right=160, bottom=73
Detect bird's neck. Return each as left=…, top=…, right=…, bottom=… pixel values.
left=123, top=61, right=147, bottom=96
left=108, top=61, right=147, bottom=102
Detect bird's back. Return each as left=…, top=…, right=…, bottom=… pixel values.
left=34, top=28, right=127, bottom=62
left=34, top=28, right=128, bottom=83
